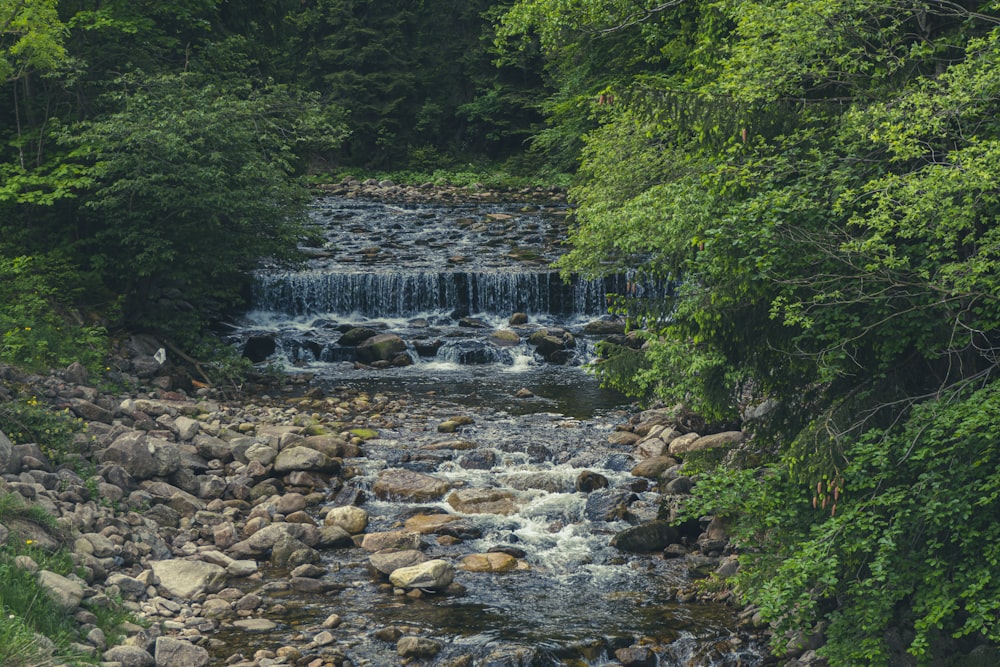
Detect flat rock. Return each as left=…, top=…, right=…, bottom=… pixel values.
left=389, top=559, right=455, bottom=590
left=446, top=488, right=517, bottom=515
left=373, top=469, right=450, bottom=502
left=151, top=559, right=227, bottom=599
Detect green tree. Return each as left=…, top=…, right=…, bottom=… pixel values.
left=69, top=70, right=347, bottom=338
left=501, top=0, right=1000, bottom=663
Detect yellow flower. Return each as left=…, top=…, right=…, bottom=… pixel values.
left=25, top=539, right=33, bottom=545
left=24, top=327, right=30, bottom=331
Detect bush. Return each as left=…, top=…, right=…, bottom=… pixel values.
left=0, top=256, right=108, bottom=373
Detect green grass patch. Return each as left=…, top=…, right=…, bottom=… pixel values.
left=0, top=492, right=142, bottom=666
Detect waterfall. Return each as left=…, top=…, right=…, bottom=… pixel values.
left=251, top=269, right=647, bottom=318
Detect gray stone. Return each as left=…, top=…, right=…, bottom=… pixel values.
left=397, top=636, right=443, bottom=659
left=172, top=415, right=200, bottom=441
left=372, top=469, right=450, bottom=502
left=244, top=442, right=277, bottom=466
left=102, top=432, right=157, bottom=480
left=323, top=505, right=369, bottom=534
left=37, top=569, right=84, bottom=610
left=231, top=618, right=278, bottom=632
left=389, top=559, right=455, bottom=590
left=154, top=636, right=209, bottom=667
left=193, top=433, right=230, bottom=461
left=610, top=520, right=678, bottom=553
left=150, top=559, right=227, bottom=599
left=103, top=645, right=155, bottom=667
left=274, top=446, right=339, bottom=473
left=106, top=573, right=148, bottom=600
left=369, top=549, right=428, bottom=576
left=69, top=398, right=113, bottom=424
left=0, top=429, right=15, bottom=474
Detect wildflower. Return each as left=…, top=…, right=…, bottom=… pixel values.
left=25, top=539, right=33, bottom=545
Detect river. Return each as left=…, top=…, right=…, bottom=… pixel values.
left=223, top=192, right=767, bottom=666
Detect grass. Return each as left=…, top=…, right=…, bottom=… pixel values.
left=0, top=492, right=141, bottom=666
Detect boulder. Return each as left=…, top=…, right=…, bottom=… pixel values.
left=274, top=446, right=339, bottom=473
left=372, top=469, right=450, bottom=502
left=446, top=488, right=517, bottom=515
left=459, top=552, right=519, bottom=573
left=323, top=505, right=369, bottom=534
left=369, top=549, right=428, bottom=577
left=172, top=415, right=200, bottom=441
left=150, top=559, right=227, bottom=599
left=360, top=530, right=423, bottom=553
left=0, top=429, right=16, bottom=474
left=337, top=327, right=379, bottom=346
left=389, top=559, right=455, bottom=590
left=670, top=431, right=745, bottom=457
left=37, top=570, right=84, bottom=610
left=154, top=637, right=210, bottom=667
left=103, top=645, right=155, bottom=667
left=610, top=520, right=678, bottom=553
left=488, top=329, right=520, bottom=347
left=404, top=513, right=461, bottom=535
left=102, top=432, right=157, bottom=480
left=630, top=455, right=679, bottom=479
left=397, top=636, right=443, bottom=659
left=356, top=333, right=407, bottom=363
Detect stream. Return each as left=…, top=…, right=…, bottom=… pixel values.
left=224, top=194, right=766, bottom=666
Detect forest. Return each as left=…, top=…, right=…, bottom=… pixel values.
left=4, top=1, right=1000, bottom=665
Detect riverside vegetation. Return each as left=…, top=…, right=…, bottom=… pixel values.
left=4, top=1, right=1000, bottom=666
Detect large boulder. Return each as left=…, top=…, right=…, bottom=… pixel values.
left=323, top=505, right=369, bottom=534
left=609, top=520, right=678, bottom=553
left=154, top=637, right=210, bottom=667
left=150, top=559, right=227, bottom=599
left=446, top=488, right=517, bottom=515
left=389, top=559, right=455, bottom=590
left=274, top=446, right=339, bottom=473
left=356, top=333, right=407, bottom=364
left=37, top=570, right=84, bottom=610
left=101, top=432, right=157, bottom=480
left=337, top=327, right=379, bottom=346
left=670, top=431, right=744, bottom=457
left=372, top=469, right=450, bottom=502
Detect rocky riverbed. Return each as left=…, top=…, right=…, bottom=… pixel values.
left=0, top=335, right=797, bottom=667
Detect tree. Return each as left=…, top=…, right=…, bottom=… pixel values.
left=69, top=70, right=347, bottom=338
left=500, top=0, right=1000, bottom=663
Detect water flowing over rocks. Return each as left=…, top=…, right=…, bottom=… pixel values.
left=0, top=353, right=781, bottom=667
left=0, top=189, right=792, bottom=665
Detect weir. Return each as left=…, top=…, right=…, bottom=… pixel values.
left=251, top=270, right=642, bottom=318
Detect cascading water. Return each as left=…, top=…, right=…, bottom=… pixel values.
left=223, top=195, right=766, bottom=666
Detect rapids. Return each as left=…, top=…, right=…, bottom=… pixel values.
left=221, top=195, right=766, bottom=665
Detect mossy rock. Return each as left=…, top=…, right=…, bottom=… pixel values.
left=348, top=428, right=378, bottom=440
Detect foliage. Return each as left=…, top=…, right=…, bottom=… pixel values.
left=0, top=0, right=67, bottom=83
left=0, top=394, right=86, bottom=465
left=0, top=491, right=135, bottom=666
left=501, top=0, right=1000, bottom=663
left=67, top=69, right=345, bottom=339
left=0, top=255, right=108, bottom=373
